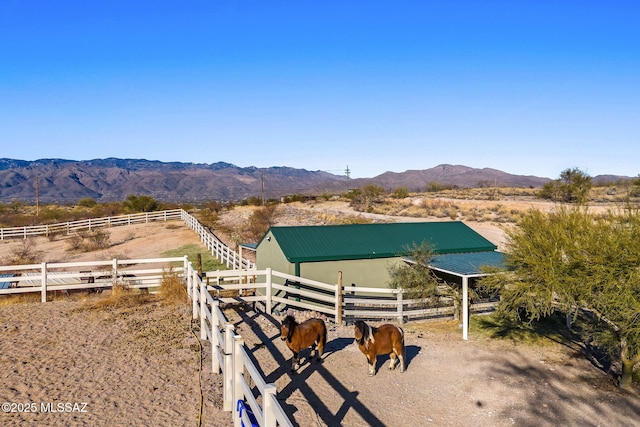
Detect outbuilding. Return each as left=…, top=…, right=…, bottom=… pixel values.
left=256, top=221, right=499, bottom=288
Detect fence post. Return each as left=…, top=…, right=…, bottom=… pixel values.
left=263, top=383, right=277, bottom=427
left=336, top=271, right=343, bottom=325
left=212, top=301, right=220, bottom=373
left=223, top=324, right=235, bottom=412
left=192, top=271, right=199, bottom=321
left=233, top=335, right=245, bottom=427
left=112, top=258, right=118, bottom=286
left=265, top=268, right=272, bottom=314
left=200, top=278, right=207, bottom=340
left=184, top=256, right=191, bottom=298
left=41, top=262, right=47, bottom=303
left=397, top=290, right=404, bottom=324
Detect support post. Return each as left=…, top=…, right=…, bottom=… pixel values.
left=112, top=258, right=118, bottom=286
left=462, top=276, right=469, bottom=341
left=336, top=271, right=343, bottom=325
left=233, top=335, right=244, bottom=427
left=263, top=383, right=277, bottom=427
left=223, top=324, right=235, bottom=411
left=41, top=262, right=47, bottom=303
left=184, top=256, right=191, bottom=298
left=265, top=268, right=272, bottom=314
left=192, top=269, right=199, bottom=320
left=200, top=277, right=207, bottom=340
left=211, top=301, right=220, bottom=373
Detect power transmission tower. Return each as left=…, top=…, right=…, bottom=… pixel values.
left=345, top=165, right=350, bottom=180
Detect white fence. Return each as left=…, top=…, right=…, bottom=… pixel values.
left=180, top=210, right=254, bottom=270
left=0, top=208, right=254, bottom=270
left=0, top=258, right=295, bottom=426
left=185, top=263, right=293, bottom=427
left=0, top=257, right=188, bottom=301
left=0, top=209, right=183, bottom=240
left=204, top=268, right=496, bottom=325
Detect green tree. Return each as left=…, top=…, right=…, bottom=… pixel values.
left=387, top=242, right=440, bottom=300
left=349, top=184, right=385, bottom=212
left=480, top=207, right=640, bottom=388
left=122, top=195, right=161, bottom=213
left=538, top=168, right=592, bottom=204
left=77, top=198, right=97, bottom=208
left=391, top=187, right=409, bottom=199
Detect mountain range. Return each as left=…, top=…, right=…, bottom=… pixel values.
left=0, top=158, right=628, bottom=203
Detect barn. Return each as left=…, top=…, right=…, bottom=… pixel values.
left=255, top=221, right=501, bottom=289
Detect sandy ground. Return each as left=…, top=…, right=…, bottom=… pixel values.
left=1, top=205, right=639, bottom=426
left=226, top=307, right=640, bottom=427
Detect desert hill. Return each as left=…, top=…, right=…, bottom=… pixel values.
left=0, top=158, right=630, bottom=203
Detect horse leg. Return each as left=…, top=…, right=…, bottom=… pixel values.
left=315, top=339, right=325, bottom=362
left=397, top=346, right=406, bottom=373
left=388, top=353, right=397, bottom=370
left=367, top=355, right=376, bottom=376
left=291, top=351, right=299, bottom=372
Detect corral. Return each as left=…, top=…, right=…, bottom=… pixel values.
left=1, top=203, right=639, bottom=426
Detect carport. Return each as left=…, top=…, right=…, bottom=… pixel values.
left=406, top=250, right=506, bottom=340
left=429, top=251, right=506, bottom=340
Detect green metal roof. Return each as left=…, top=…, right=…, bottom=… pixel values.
left=428, top=251, right=506, bottom=277
left=265, top=221, right=497, bottom=263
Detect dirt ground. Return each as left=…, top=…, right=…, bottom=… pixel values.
left=1, top=202, right=639, bottom=426
left=225, top=306, right=640, bottom=427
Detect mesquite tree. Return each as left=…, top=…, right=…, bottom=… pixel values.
left=480, top=207, right=640, bottom=389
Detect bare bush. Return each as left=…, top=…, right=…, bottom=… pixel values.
left=67, top=229, right=111, bottom=252
left=4, top=239, right=41, bottom=265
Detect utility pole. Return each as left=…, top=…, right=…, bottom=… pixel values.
left=345, top=165, right=350, bottom=180
left=35, top=176, right=39, bottom=216
left=261, top=171, right=265, bottom=205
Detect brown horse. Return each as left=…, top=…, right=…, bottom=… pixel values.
left=353, top=320, right=405, bottom=376
left=280, top=315, right=327, bottom=372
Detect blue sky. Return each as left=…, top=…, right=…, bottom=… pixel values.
left=1, top=1, right=638, bottom=179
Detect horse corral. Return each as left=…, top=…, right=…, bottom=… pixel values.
left=225, top=306, right=640, bottom=427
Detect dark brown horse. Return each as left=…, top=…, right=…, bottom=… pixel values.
left=280, top=315, right=327, bottom=372
left=353, top=320, right=405, bottom=376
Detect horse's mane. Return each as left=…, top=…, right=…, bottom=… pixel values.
left=355, top=320, right=375, bottom=349
left=283, top=314, right=298, bottom=326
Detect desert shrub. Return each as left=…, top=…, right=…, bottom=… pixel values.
left=123, top=194, right=162, bottom=213
left=66, top=234, right=84, bottom=251
left=245, top=204, right=278, bottom=241
left=197, top=208, right=219, bottom=229
left=85, top=229, right=111, bottom=250
left=159, top=269, right=188, bottom=304
left=392, top=187, right=409, bottom=199
left=4, top=238, right=42, bottom=265
left=77, top=198, right=97, bottom=208
left=66, top=229, right=111, bottom=252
